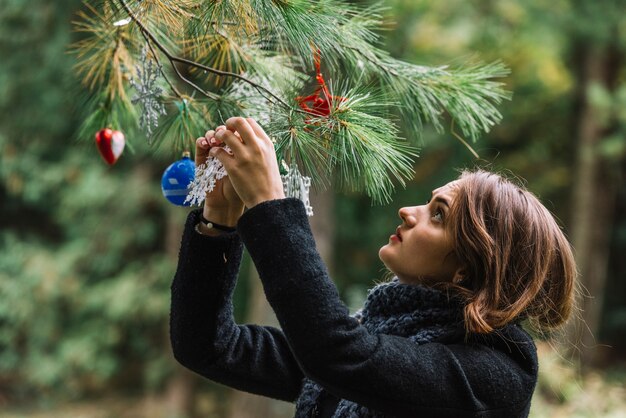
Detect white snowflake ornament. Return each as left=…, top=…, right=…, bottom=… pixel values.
left=282, top=164, right=313, bottom=216
left=183, top=148, right=230, bottom=207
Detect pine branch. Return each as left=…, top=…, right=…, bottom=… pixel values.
left=183, top=30, right=249, bottom=89
left=340, top=44, right=510, bottom=140
left=73, top=0, right=512, bottom=202
left=328, top=86, right=418, bottom=203
left=72, top=1, right=136, bottom=101
left=117, top=0, right=304, bottom=111
left=124, top=0, right=196, bottom=36
left=188, top=0, right=258, bottom=39
left=271, top=83, right=419, bottom=203
left=305, top=3, right=510, bottom=142
left=271, top=111, right=332, bottom=190
left=116, top=0, right=219, bottom=100
left=143, top=38, right=183, bottom=100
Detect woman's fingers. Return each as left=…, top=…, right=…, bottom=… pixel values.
left=205, top=129, right=225, bottom=147
left=246, top=118, right=271, bottom=143
left=216, top=125, right=241, bottom=139
left=195, top=136, right=212, bottom=165
left=226, top=117, right=258, bottom=145
left=215, top=128, right=246, bottom=155
left=202, top=117, right=267, bottom=166
left=197, top=136, right=209, bottom=149
left=201, top=116, right=284, bottom=209
left=209, top=146, right=235, bottom=171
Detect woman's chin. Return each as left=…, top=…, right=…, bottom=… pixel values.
left=378, top=245, right=390, bottom=263
left=378, top=246, right=397, bottom=275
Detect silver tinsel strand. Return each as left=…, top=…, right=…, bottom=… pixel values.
left=130, top=46, right=167, bottom=140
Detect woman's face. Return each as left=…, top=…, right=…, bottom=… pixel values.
left=379, top=181, right=464, bottom=285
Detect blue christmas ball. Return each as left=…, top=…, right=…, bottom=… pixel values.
left=161, top=155, right=195, bottom=206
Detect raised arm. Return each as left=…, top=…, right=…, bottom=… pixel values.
left=237, top=198, right=538, bottom=417
left=170, top=209, right=304, bottom=402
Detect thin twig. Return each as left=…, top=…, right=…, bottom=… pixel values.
left=117, top=0, right=311, bottom=114
left=116, top=0, right=224, bottom=100
left=170, top=53, right=287, bottom=108
left=142, top=34, right=184, bottom=100
left=451, top=120, right=480, bottom=159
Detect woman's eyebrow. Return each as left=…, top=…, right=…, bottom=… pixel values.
left=431, top=195, right=450, bottom=208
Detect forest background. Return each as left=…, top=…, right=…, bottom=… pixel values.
left=0, top=0, right=625, bottom=417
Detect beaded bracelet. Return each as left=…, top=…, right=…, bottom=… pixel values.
left=199, top=215, right=237, bottom=232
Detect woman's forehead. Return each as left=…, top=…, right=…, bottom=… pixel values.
left=432, top=180, right=462, bottom=197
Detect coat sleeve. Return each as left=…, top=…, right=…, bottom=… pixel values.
left=237, top=199, right=538, bottom=417
left=170, top=209, right=305, bottom=402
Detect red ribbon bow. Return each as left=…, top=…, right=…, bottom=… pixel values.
left=296, top=50, right=345, bottom=117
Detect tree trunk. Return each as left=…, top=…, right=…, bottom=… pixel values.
left=227, top=189, right=335, bottom=418
left=567, top=43, right=617, bottom=369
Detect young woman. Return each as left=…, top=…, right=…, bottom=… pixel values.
left=170, top=117, right=576, bottom=417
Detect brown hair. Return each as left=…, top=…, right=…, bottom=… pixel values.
left=440, top=170, right=576, bottom=334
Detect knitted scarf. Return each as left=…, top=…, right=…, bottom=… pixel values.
left=294, top=278, right=464, bottom=418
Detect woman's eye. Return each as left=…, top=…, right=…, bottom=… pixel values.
left=432, top=209, right=444, bottom=222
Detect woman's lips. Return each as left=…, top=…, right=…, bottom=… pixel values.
left=389, top=227, right=402, bottom=243
left=395, top=227, right=402, bottom=242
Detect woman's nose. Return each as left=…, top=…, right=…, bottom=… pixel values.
left=398, top=207, right=418, bottom=226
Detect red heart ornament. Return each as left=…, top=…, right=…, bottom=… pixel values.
left=95, top=128, right=125, bottom=165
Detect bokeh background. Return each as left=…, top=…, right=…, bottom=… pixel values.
left=1, top=0, right=625, bottom=417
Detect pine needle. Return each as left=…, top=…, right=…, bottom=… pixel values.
left=76, top=89, right=139, bottom=149
left=151, top=97, right=207, bottom=154
left=71, top=1, right=136, bottom=102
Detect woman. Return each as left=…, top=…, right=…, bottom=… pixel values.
left=170, top=117, right=576, bottom=417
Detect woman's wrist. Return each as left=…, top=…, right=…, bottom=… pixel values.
left=196, top=206, right=243, bottom=236
left=202, top=205, right=244, bottom=227
left=244, top=191, right=286, bottom=209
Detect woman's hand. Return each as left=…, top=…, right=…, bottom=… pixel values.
left=209, top=117, right=285, bottom=209
left=196, top=128, right=244, bottom=228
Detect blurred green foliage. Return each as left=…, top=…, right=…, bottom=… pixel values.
left=0, top=0, right=246, bottom=403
